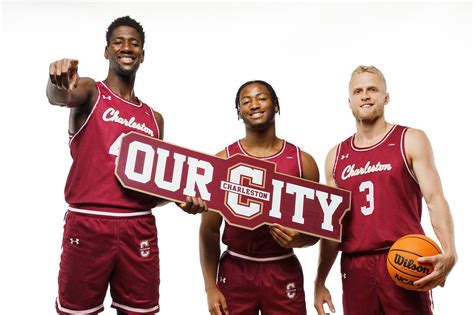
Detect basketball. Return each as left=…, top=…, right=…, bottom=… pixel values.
left=386, top=234, right=442, bottom=290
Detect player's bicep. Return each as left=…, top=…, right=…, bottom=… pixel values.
left=406, top=129, right=444, bottom=202
left=153, top=111, right=164, bottom=140
left=301, top=150, right=320, bottom=182
left=324, top=145, right=338, bottom=188
left=200, top=210, right=223, bottom=233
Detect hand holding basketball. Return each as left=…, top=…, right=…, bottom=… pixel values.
left=49, top=58, right=79, bottom=90
left=414, top=248, right=457, bottom=291
left=386, top=234, right=442, bottom=290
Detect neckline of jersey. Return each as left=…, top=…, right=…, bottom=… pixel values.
left=350, top=124, right=398, bottom=152
left=237, top=140, right=287, bottom=160
left=99, top=81, right=143, bottom=107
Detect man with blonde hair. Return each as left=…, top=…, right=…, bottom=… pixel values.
left=313, top=65, right=457, bottom=314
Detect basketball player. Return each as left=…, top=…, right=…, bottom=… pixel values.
left=313, top=66, right=457, bottom=315
left=47, top=16, right=206, bottom=315
left=200, top=80, right=320, bottom=315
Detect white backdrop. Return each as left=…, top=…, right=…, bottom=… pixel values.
left=0, top=1, right=472, bottom=314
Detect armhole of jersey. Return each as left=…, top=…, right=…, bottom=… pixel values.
left=296, top=146, right=303, bottom=178
left=68, top=85, right=101, bottom=146
left=332, top=143, right=342, bottom=182
left=225, top=146, right=230, bottom=158
left=146, top=104, right=161, bottom=139
left=400, top=127, right=419, bottom=183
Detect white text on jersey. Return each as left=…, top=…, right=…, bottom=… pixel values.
left=341, top=161, right=392, bottom=180
left=102, top=107, right=154, bottom=137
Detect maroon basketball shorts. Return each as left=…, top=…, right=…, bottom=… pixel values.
left=56, top=211, right=160, bottom=314
left=217, top=251, right=306, bottom=315
left=340, top=251, right=433, bottom=315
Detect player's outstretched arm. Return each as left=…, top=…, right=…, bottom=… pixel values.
left=314, top=145, right=340, bottom=315
left=404, top=128, right=457, bottom=291
left=46, top=58, right=97, bottom=108
left=199, top=150, right=229, bottom=315
left=269, top=150, right=320, bottom=248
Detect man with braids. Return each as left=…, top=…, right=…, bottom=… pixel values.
left=313, top=65, right=457, bottom=315
left=47, top=16, right=206, bottom=315
left=199, top=80, right=320, bottom=315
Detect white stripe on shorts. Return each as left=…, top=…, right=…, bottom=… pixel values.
left=56, top=297, right=103, bottom=314
left=112, top=301, right=159, bottom=313
left=68, top=207, right=152, bottom=217
left=227, top=250, right=294, bottom=262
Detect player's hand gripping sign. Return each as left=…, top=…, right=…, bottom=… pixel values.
left=115, top=132, right=350, bottom=241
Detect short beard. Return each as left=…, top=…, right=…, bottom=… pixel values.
left=352, top=106, right=384, bottom=123
left=111, top=61, right=140, bottom=79
left=242, top=109, right=276, bottom=130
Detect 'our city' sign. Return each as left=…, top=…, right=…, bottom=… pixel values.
left=115, top=132, right=351, bottom=241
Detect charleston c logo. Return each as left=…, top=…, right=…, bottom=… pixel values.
left=224, top=164, right=267, bottom=219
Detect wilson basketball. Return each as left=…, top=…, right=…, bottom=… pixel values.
left=387, top=234, right=442, bottom=290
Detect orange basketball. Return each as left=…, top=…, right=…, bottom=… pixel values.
left=386, top=234, right=442, bottom=290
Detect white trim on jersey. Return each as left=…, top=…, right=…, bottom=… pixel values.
left=99, top=81, right=143, bottom=107
left=144, top=103, right=161, bottom=139
left=400, top=127, right=419, bottom=183
left=56, top=297, right=104, bottom=314
left=333, top=143, right=342, bottom=182
left=350, top=124, right=398, bottom=152
left=68, top=207, right=152, bottom=217
left=237, top=140, right=287, bottom=160
left=296, top=146, right=303, bottom=178
left=112, top=301, right=159, bottom=313
left=227, top=250, right=294, bottom=262
left=68, top=86, right=102, bottom=146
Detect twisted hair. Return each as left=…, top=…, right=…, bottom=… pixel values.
left=106, top=16, right=145, bottom=47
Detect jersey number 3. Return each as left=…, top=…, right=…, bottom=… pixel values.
left=359, top=180, right=374, bottom=216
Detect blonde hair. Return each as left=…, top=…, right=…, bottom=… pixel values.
left=350, top=65, right=387, bottom=91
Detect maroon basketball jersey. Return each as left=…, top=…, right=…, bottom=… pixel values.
left=333, top=125, right=424, bottom=253
left=222, top=140, right=303, bottom=258
left=65, top=81, right=160, bottom=215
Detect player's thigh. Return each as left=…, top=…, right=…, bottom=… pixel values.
left=217, top=254, right=259, bottom=315
left=261, top=256, right=306, bottom=315
left=341, top=254, right=383, bottom=315
left=110, top=215, right=160, bottom=313
left=57, top=213, right=115, bottom=313
left=376, top=253, right=433, bottom=315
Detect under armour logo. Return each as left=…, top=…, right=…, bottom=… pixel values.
left=102, top=95, right=112, bottom=100
left=140, top=240, right=150, bottom=258
left=388, top=143, right=395, bottom=146
left=219, top=276, right=226, bottom=284
left=69, top=238, right=80, bottom=245
left=286, top=156, right=294, bottom=159
left=341, top=154, right=349, bottom=160
left=286, top=282, right=296, bottom=299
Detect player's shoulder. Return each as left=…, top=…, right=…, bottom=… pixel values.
left=404, top=126, right=427, bottom=139
left=327, top=143, right=340, bottom=159
left=215, top=149, right=227, bottom=158
left=405, top=127, right=429, bottom=147
left=152, top=110, right=164, bottom=122
left=402, top=126, right=435, bottom=162
left=79, top=77, right=99, bottom=103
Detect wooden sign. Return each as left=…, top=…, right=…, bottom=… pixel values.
left=115, top=132, right=350, bottom=241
